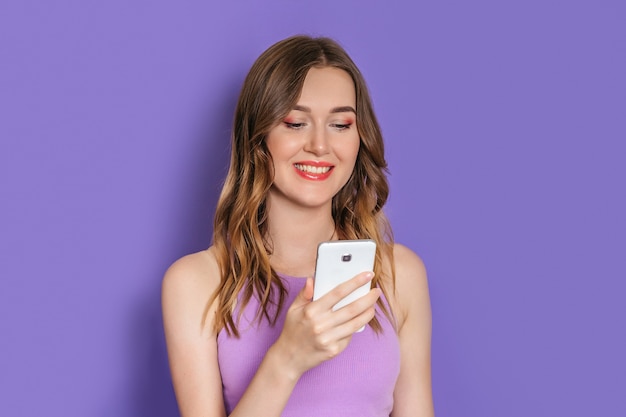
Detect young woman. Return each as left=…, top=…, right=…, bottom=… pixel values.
left=162, top=35, right=433, bottom=417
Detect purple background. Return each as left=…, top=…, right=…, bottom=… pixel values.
left=1, top=1, right=624, bottom=416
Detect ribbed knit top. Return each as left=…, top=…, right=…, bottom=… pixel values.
left=217, top=275, right=400, bottom=416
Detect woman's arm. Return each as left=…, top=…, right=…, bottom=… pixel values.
left=162, top=250, right=226, bottom=417
left=162, top=248, right=380, bottom=417
left=391, top=244, right=435, bottom=417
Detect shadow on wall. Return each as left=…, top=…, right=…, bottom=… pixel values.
left=124, top=75, right=242, bottom=417
left=125, top=283, right=181, bottom=417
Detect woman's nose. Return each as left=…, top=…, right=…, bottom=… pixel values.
left=303, top=126, right=330, bottom=156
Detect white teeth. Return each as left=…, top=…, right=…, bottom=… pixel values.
left=294, top=164, right=331, bottom=174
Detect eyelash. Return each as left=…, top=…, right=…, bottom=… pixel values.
left=283, top=122, right=352, bottom=131
left=284, top=122, right=305, bottom=130
left=331, top=123, right=352, bottom=131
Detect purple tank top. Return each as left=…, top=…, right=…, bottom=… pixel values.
left=217, top=275, right=400, bottom=416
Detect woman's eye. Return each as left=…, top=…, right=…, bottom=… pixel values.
left=331, top=123, right=352, bottom=131
left=284, top=122, right=305, bottom=129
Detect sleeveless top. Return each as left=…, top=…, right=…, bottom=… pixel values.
left=217, top=275, right=400, bottom=416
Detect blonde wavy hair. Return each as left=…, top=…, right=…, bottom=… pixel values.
left=209, top=35, right=395, bottom=336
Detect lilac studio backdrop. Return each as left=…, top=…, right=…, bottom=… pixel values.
left=1, top=1, right=624, bottom=416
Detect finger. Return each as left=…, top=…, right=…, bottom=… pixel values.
left=316, top=271, right=374, bottom=309
left=324, top=303, right=378, bottom=341
left=331, top=288, right=381, bottom=326
left=302, top=277, right=314, bottom=301
left=307, top=288, right=380, bottom=338
left=291, top=277, right=315, bottom=309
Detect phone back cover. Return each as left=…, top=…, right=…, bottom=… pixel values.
left=313, top=239, right=376, bottom=310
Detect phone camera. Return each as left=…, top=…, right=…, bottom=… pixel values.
left=341, top=254, right=352, bottom=262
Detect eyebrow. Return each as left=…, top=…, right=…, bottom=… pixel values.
left=293, top=105, right=356, bottom=114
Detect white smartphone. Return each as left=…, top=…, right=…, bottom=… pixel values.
left=313, top=239, right=377, bottom=317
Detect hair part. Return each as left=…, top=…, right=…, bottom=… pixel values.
left=208, top=35, right=395, bottom=337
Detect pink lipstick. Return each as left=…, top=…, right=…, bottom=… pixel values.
left=293, top=161, right=334, bottom=180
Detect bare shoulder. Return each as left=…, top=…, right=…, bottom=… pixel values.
left=162, top=247, right=221, bottom=298
left=389, top=243, right=430, bottom=330
left=393, top=243, right=427, bottom=279
left=161, top=247, right=222, bottom=334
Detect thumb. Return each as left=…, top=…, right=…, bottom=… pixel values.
left=294, top=277, right=314, bottom=305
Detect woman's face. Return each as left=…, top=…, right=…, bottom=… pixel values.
left=265, top=66, right=360, bottom=211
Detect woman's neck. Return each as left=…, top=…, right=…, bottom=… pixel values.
left=265, top=200, right=336, bottom=278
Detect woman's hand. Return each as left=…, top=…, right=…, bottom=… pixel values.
left=270, top=271, right=381, bottom=379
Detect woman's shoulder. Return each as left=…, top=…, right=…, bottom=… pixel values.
left=386, top=243, right=430, bottom=329
left=161, top=247, right=222, bottom=313
left=392, top=243, right=427, bottom=280
left=164, top=246, right=220, bottom=282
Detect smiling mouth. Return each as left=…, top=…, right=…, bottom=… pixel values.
left=294, top=163, right=333, bottom=174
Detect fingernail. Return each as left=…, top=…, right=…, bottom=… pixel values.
left=364, top=271, right=374, bottom=280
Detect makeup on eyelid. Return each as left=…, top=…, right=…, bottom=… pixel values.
left=281, top=117, right=354, bottom=128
